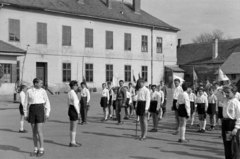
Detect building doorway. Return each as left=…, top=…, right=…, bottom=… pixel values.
left=36, top=62, right=48, bottom=87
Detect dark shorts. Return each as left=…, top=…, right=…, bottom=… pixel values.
left=100, top=97, right=108, bottom=108
left=149, top=101, right=158, bottom=113
left=125, top=98, right=130, bottom=107
left=68, top=105, right=78, bottom=121
left=136, top=101, right=146, bottom=116
left=197, top=103, right=206, bottom=119
left=172, top=99, right=177, bottom=111
left=133, top=101, right=137, bottom=109
left=28, top=104, right=45, bottom=124
left=19, top=103, right=24, bottom=115
left=218, top=106, right=223, bottom=119
left=178, top=104, right=189, bottom=118
left=113, top=100, right=116, bottom=110
left=190, top=102, right=195, bottom=116
left=207, top=103, right=216, bottom=115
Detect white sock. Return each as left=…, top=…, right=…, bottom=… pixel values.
left=179, top=127, right=182, bottom=139
left=39, top=147, right=44, bottom=151
left=199, top=121, right=203, bottom=129
left=182, top=127, right=186, bottom=140
left=203, top=120, right=207, bottom=130
left=34, top=147, right=38, bottom=151
left=177, top=127, right=180, bottom=132
left=20, top=121, right=24, bottom=130
left=71, top=132, right=76, bottom=144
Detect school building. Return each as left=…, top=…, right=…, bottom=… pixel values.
left=0, top=0, right=180, bottom=92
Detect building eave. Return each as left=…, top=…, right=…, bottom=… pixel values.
left=0, top=52, right=26, bottom=56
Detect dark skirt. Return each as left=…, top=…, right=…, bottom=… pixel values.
left=133, top=101, right=137, bottom=109
left=218, top=106, right=223, bottom=119
left=68, top=105, right=78, bottom=121
left=172, top=99, right=177, bottom=111
left=222, top=119, right=240, bottom=159
left=125, top=98, right=130, bottom=107
left=178, top=104, right=189, bottom=118
left=19, top=103, right=24, bottom=115
left=28, top=104, right=45, bottom=124
left=108, top=96, right=112, bottom=106
left=197, top=103, right=206, bottom=119
left=190, top=102, right=195, bottom=116
left=113, top=100, right=116, bottom=110
left=149, top=101, right=158, bottom=113
left=100, top=97, right=108, bottom=108
left=136, top=101, right=146, bottom=116
left=207, top=103, right=216, bottom=115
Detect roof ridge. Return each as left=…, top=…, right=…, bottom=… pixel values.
left=181, top=38, right=240, bottom=46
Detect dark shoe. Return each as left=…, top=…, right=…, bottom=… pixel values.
left=179, top=139, right=189, bottom=143
left=69, top=143, right=81, bottom=147
left=197, top=129, right=202, bottom=132
left=113, top=118, right=117, bottom=121
left=37, top=150, right=44, bottom=157
left=116, top=122, right=123, bottom=125
left=173, top=131, right=179, bottom=135
left=201, top=129, right=206, bottom=133
left=149, top=129, right=155, bottom=132
left=19, top=129, right=28, bottom=133
left=30, top=150, right=38, bottom=156
left=207, top=127, right=212, bottom=131
left=140, top=137, right=146, bottom=141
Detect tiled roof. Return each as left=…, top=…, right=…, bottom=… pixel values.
left=166, top=65, right=185, bottom=72
left=221, top=49, right=240, bottom=74
left=177, top=38, right=240, bottom=65
left=0, top=40, right=26, bottom=53
left=0, top=0, right=179, bottom=31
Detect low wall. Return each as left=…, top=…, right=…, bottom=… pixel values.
left=0, top=83, right=15, bottom=95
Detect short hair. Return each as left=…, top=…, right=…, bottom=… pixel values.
left=128, top=82, right=132, bottom=86
left=119, top=80, right=124, bottom=83
left=137, top=78, right=145, bottom=83
left=198, top=86, right=204, bottom=92
left=102, top=83, right=106, bottom=86
left=174, top=78, right=180, bottom=83
left=209, top=86, right=215, bottom=92
left=107, top=82, right=111, bottom=85
left=81, top=82, right=86, bottom=86
left=151, top=85, right=157, bottom=88
left=33, top=78, right=42, bottom=85
left=182, top=82, right=188, bottom=91
left=19, top=85, right=27, bottom=92
left=223, top=84, right=238, bottom=95
left=69, top=80, right=78, bottom=89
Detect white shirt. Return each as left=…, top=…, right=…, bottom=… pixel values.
left=129, top=87, right=135, bottom=97
left=126, top=92, right=132, bottom=104
left=173, top=86, right=183, bottom=100
left=81, top=88, right=90, bottom=103
left=24, top=88, right=51, bottom=117
left=235, top=92, right=240, bottom=101
left=112, top=93, right=117, bottom=101
left=215, top=87, right=225, bottom=107
left=19, top=91, right=25, bottom=106
left=189, top=93, right=196, bottom=102
left=158, top=90, right=165, bottom=104
left=223, top=98, right=240, bottom=129
left=136, top=86, right=150, bottom=111
left=196, top=94, right=208, bottom=109
left=68, top=90, right=80, bottom=114
left=208, top=94, right=218, bottom=104
left=177, top=92, right=190, bottom=115
left=151, top=91, right=161, bottom=109
left=101, top=88, right=110, bottom=101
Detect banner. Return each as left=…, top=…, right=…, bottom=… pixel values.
left=218, top=68, right=229, bottom=81
left=193, top=67, right=198, bottom=81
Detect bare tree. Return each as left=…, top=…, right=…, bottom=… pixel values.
left=192, top=29, right=226, bottom=43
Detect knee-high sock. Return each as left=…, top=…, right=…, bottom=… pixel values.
left=71, top=131, right=76, bottom=143
left=179, top=127, right=182, bottom=139
left=199, top=121, right=203, bottom=129
left=203, top=120, right=207, bottom=130
left=20, top=121, right=24, bottom=130
left=182, top=127, right=186, bottom=140
left=70, top=131, right=72, bottom=143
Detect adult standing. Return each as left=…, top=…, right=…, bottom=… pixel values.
left=222, top=85, right=240, bottom=159
left=115, top=80, right=127, bottom=125
left=136, top=79, right=150, bottom=140
left=23, top=78, right=51, bottom=157
left=160, top=81, right=167, bottom=117
left=80, top=82, right=90, bottom=125
left=107, top=82, right=114, bottom=119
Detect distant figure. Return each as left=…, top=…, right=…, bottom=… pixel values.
left=18, top=85, right=28, bottom=133
left=160, top=81, right=167, bottom=117
left=187, top=87, right=196, bottom=127
left=205, top=79, right=212, bottom=95
left=80, top=82, right=90, bottom=125
left=100, top=83, right=109, bottom=122
left=207, top=87, right=218, bottom=131
left=107, top=82, right=114, bottom=119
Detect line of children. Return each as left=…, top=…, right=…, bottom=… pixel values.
left=100, top=83, right=110, bottom=122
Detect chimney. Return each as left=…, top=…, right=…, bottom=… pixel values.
left=77, top=0, right=84, bottom=4
left=177, top=39, right=182, bottom=48
left=133, top=0, right=141, bottom=14
left=106, top=0, right=112, bottom=9
left=212, top=39, right=218, bottom=59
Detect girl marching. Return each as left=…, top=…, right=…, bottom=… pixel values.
left=100, top=83, right=109, bottom=121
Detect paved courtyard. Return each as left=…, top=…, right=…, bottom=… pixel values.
left=0, top=93, right=224, bottom=159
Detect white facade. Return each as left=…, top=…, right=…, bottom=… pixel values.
left=0, top=7, right=178, bottom=90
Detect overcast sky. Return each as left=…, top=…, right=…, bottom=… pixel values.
left=135, top=0, right=240, bottom=44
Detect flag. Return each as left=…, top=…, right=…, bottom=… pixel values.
left=193, top=67, right=198, bottom=81
left=112, top=75, right=117, bottom=87
left=133, top=75, right=137, bottom=83
left=138, top=72, right=141, bottom=79
left=218, top=68, right=229, bottom=81
left=82, top=76, right=86, bottom=83
left=173, top=75, right=185, bottom=86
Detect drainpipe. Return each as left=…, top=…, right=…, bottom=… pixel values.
left=151, top=27, right=154, bottom=84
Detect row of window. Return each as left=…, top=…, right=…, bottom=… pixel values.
left=63, top=63, right=148, bottom=83
left=9, top=19, right=163, bottom=53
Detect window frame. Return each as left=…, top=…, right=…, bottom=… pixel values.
left=9, top=19, right=20, bottom=42
left=141, top=35, right=148, bottom=52
left=141, top=66, right=148, bottom=82
left=62, top=25, right=71, bottom=46
left=106, top=64, right=113, bottom=82
left=85, top=63, right=94, bottom=82
left=124, top=65, right=131, bottom=82
left=106, top=31, right=113, bottom=50
left=85, top=28, right=94, bottom=48
left=62, top=63, right=71, bottom=82
left=124, top=33, right=131, bottom=51
left=157, top=37, right=163, bottom=53
left=37, top=22, right=47, bottom=44
left=0, top=63, right=12, bottom=83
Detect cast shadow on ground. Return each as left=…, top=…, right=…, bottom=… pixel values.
left=0, top=144, right=29, bottom=154
left=129, top=156, right=158, bottom=159
left=48, top=119, right=69, bottom=124
left=82, top=131, right=134, bottom=139
left=0, top=128, right=19, bottom=133
left=21, top=137, right=69, bottom=147
left=0, top=107, right=18, bottom=110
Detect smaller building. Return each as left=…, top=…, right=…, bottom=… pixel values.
left=164, top=65, right=185, bottom=87
left=0, top=40, right=26, bottom=94
left=177, top=38, right=240, bottom=84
